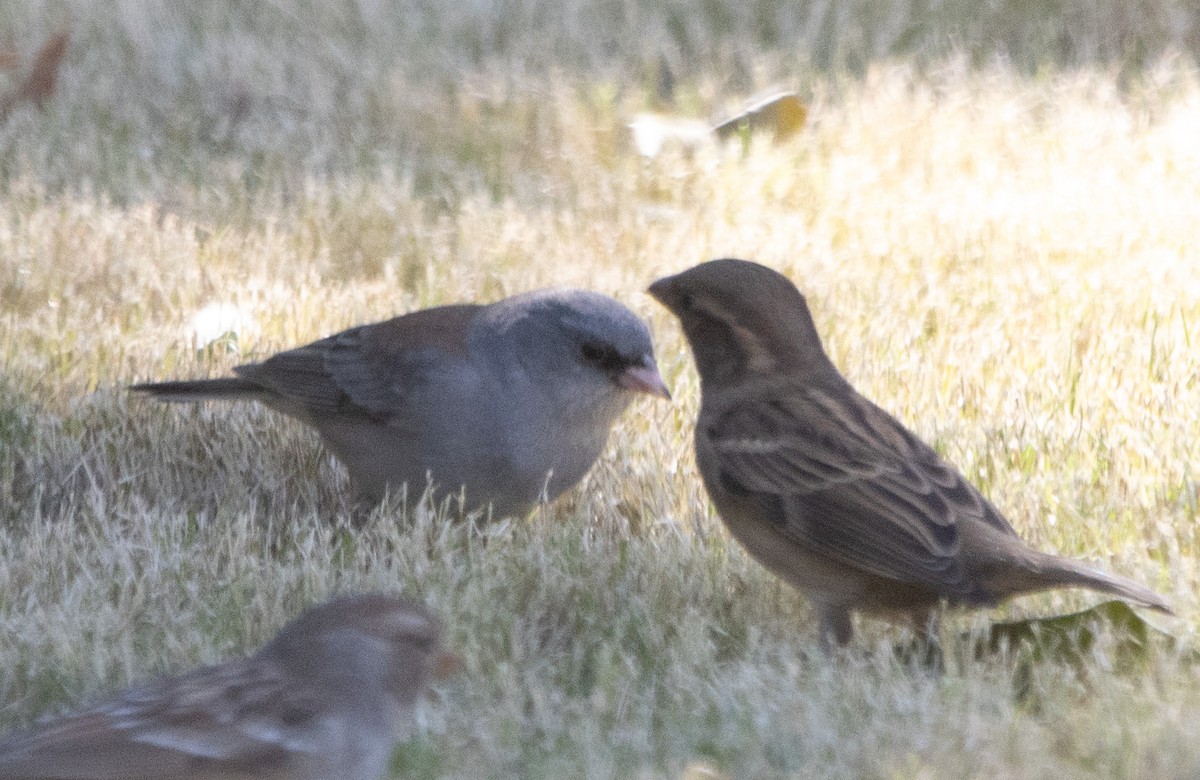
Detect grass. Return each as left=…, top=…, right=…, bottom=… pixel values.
left=2, top=0, right=1200, bottom=777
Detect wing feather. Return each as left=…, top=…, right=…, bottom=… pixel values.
left=234, top=304, right=482, bottom=420
left=706, top=384, right=1016, bottom=596
left=0, top=659, right=322, bottom=779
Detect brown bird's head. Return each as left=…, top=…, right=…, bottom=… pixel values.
left=648, top=259, right=832, bottom=388
left=264, top=594, right=458, bottom=710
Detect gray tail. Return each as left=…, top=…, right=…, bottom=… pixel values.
left=1027, top=553, right=1173, bottom=615
left=129, top=377, right=263, bottom=402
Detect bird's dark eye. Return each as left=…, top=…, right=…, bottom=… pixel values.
left=580, top=341, right=623, bottom=371
left=677, top=293, right=695, bottom=312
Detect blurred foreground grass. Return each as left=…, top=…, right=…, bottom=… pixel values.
left=2, top=1, right=1199, bottom=777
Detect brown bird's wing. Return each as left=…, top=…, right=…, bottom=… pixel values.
left=703, top=384, right=1018, bottom=598
left=234, top=304, right=482, bottom=420
left=0, top=659, right=323, bottom=779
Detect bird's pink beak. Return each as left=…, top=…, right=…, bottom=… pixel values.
left=432, top=650, right=464, bottom=679
left=617, top=362, right=671, bottom=399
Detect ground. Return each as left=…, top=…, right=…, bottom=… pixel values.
left=1, top=1, right=1199, bottom=777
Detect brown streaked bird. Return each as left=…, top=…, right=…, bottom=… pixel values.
left=132, top=289, right=669, bottom=517
left=0, top=594, right=458, bottom=780
left=650, top=258, right=1171, bottom=649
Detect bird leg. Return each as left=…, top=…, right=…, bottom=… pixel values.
left=815, top=602, right=854, bottom=654
left=896, top=607, right=944, bottom=671
left=909, top=607, right=940, bottom=644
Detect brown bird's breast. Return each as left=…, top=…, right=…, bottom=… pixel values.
left=713, top=491, right=946, bottom=615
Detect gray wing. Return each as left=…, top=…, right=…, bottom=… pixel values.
left=234, top=304, right=482, bottom=420
left=703, top=384, right=1017, bottom=595
left=0, top=659, right=325, bottom=780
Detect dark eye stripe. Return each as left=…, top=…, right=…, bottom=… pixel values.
left=580, top=342, right=631, bottom=373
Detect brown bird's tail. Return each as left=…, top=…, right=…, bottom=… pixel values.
left=1016, top=552, right=1173, bottom=615
left=130, top=378, right=264, bottom=402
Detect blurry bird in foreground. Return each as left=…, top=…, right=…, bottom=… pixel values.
left=0, top=594, right=458, bottom=780
left=629, top=91, right=807, bottom=158
left=132, top=289, right=669, bottom=517
left=650, top=258, right=1171, bottom=651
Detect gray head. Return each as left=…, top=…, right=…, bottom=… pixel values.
left=481, top=288, right=670, bottom=402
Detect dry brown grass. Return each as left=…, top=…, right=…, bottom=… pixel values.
left=2, top=1, right=1200, bottom=777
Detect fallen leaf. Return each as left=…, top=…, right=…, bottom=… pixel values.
left=892, top=601, right=1180, bottom=686
left=627, top=114, right=711, bottom=158
left=0, top=30, right=69, bottom=120
left=712, top=91, right=808, bottom=141
left=629, top=90, right=809, bottom=158
left=987, top=601, right=1178, bottom=704
left=17, top=30, right=69, bottom=106
left=980, top=600, right=1174, bottom=667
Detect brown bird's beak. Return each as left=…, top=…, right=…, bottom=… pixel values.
left=646, top=277, right=679, bottom=313
left=617, top=360, right=671, bottom=399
